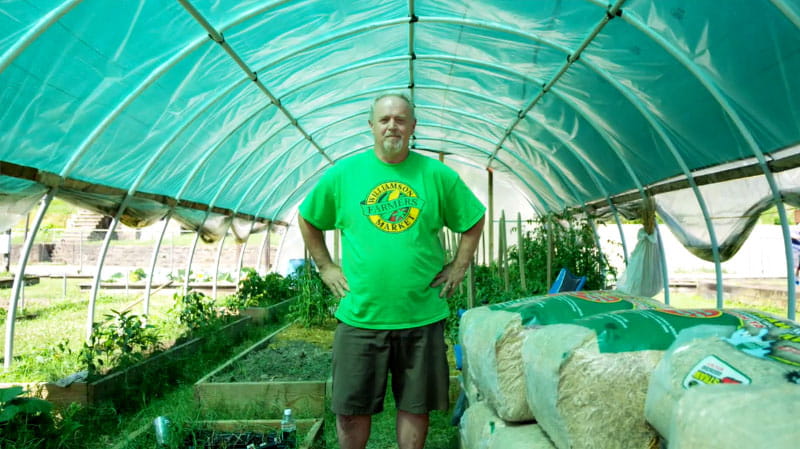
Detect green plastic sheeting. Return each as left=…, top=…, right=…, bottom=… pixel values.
left=0, top=0, right=799, bottom=237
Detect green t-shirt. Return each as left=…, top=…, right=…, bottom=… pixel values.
left=299, top=150, right=485, bottom=329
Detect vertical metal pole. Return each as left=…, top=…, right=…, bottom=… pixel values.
left=87, top=217, right=120, bottom=341
left=487, top=169, right=494, bottom=267
left=265, top=223, right=272, bottom=273
left=62, top=272, right=67, bottom=299
left=546, top=217, right=553, bottom=289
left=3, top=229, right=10, bottom=272
left=183, top=221, right=205, bottom=295
left=144, top=212, right=172, bottom=315
left=5, top=189, right=55, bottom=370
left=517, top=212, right=527, bottom=291
left=480, top=229, right=486, bottom=265
left=212, top=225, right=229, bottom=301
left=170, top=229, right=175, bottom=277
left=656, top=223, right=670, bottom=305
left=587, top=218, right=607, bottom=289
left=78, top=230, right=83, bottom=273
left=611, top=208, right=629, bottom=265
left=256, top=222, right=271, bottom=275
left=236, top=221, right=256, bottom=293
left=274, top=223, right=290, bottom=275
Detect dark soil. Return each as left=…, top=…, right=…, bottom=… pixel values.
left=210, top=338, right=331, bottom=382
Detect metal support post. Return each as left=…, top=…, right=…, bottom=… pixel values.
left=4, top=189, right=55, bottom=370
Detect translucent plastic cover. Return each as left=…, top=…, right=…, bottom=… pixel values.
left=1, top=1, right=799, bottom=249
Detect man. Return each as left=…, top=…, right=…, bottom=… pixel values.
left=298, top=93, right=485, bottom=449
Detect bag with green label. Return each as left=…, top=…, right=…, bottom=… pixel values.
left=459, top=291, right=660, bottom=422
left=521, top=308, right=742, bottom=449
left=644, top=309, right=800, bottom=441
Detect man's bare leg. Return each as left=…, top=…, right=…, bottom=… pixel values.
left=337, top=414, right=371, bottom=449
left=397, top=410, right=429, bottom=449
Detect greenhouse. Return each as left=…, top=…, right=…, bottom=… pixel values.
left=1, top=1, right=799, bottom=448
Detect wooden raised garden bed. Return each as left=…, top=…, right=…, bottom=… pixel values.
left=113, top=418, right=324, bottom=449
left=3, top=316, right=253, bottom=408
left=194, top=321, right=333, bottom=419
left=238, top=297, right=295, bottom=324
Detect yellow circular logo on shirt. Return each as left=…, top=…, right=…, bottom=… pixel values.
left=360, top=181, right=425, bottom=233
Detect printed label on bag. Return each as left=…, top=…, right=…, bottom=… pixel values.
left=489, top=291, right=658, bottom=326
left=682, top=355, right=751, bottom=388
left=574, top=309, right=741, bottom=352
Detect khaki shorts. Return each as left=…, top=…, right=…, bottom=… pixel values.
left=331, top=320, right=450, bottom=415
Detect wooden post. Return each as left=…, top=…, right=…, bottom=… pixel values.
left=517, top=212, right=526, bottom=292
left=467, top=261, right=475, bottom=308
left=487, top=169, right=494, bottom=269
left=500, top=211, right=509, bottom=291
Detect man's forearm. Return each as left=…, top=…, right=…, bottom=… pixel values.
left=452, top=216, right=485, bottom=269
left=298, top=215, right=334, bottom=269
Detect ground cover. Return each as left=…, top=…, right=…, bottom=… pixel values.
left=208, top=323, right=333, bottom=383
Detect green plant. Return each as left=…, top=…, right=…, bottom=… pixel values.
left=0, top=386, right=55, bottom=447
left=507, top=212, right=616, bottom=294
left=167, top=269, right=195, bottom=283
left=80, top=310, right=161, bottom=377
left=228, top=268, right=298, bottom=311
left=129, top=268, right=147, bottom=282
left=169, top=290, right=220, bottom=333
left=11, top=339, right=83, bottom=383
left=288, top=267, right=335, bottom=327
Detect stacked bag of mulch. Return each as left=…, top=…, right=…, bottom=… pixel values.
left=521, top=308, right=743, bottom=449
left=644, top=309, right=800, bottom=449
left=655, top=384, right=800, bottom=449
left=458, top=291, right=661, bottom=422
left=459, top=401, right=555, bottom=449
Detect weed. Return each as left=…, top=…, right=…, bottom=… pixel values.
left=288, top=267, right=335, bottom=327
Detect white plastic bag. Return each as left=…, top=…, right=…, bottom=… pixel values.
left=616, top=228, right=663, bottom=297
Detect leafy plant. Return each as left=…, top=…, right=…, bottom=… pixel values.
left=129, top=268, right=147, bottom=282
left=80, top=310, right=161, bottom=377
left=227, top=268, right=298, bottom=311
left=507, top=212, right=616, bottom=294
left=0, top=386, right=55, bottom=447
left=169, top=290, right=220, bottom=333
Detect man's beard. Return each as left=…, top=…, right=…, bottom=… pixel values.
left=381, top=137, right=404, bottom=155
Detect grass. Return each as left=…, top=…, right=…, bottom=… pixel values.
left=0, top=277, right=185, bottom=381
left=322, top=393, right=459, bottom=449
left=655, top=291, right=788, bottom=316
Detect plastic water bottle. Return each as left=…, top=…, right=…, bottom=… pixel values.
left=280, top=408, right=297, bottom=448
